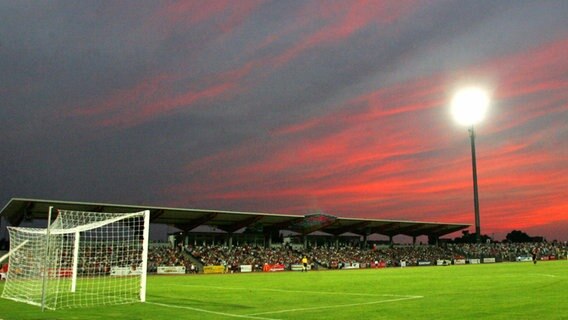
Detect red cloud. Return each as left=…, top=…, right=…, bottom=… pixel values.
left=169, top=37, right=568, bottom=240
left=71, top=61, right=255, bottom=127
left=270, top=1, right=420, bottom=66
left=156, top=0, right=263, bottom=33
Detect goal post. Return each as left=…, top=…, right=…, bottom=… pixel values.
left=1, top=209, right=150, bottom=310
left=140, top=208, right=150, bottom=303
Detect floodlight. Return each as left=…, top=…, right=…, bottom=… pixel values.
left=450, top=86, right=491, bottom=243
left=451, top=87, right=490, bottom=126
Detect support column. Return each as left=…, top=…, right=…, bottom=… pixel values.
left=428, top=235, right=439, bottom=246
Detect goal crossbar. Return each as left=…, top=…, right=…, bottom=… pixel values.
left=9, top=211, right=144, bottom=236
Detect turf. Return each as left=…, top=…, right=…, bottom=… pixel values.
left=0, top=261, right=565, bottom=320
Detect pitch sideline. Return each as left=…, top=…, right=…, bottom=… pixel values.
left=158, top=285, right=424, bottom=317
left=177, top=284, right=423, bottom=298
left=245, top=295, right=424, bottom=316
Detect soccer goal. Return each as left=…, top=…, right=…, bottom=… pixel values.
left=1, top=208, right=150, bottom=310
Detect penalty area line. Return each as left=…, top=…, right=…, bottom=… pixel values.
left=531, top=273, right=557, bottom=278
left=179, top=284, right=420, bottom=298
left=146, top=301, right=281, bottom=320
left=246, top=295, right=424, bottom=316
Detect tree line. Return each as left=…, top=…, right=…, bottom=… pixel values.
left=451, top=229, right=545, bottom=244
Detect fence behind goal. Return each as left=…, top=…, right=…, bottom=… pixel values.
left=1, top=209, right=150, bottom=310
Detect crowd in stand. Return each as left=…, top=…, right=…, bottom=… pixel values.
left=70, top=243, right=144, bottom=275
left=170, top=241, right=567, bottom=272
left=147, top=245, right=192, bottom=273
left=445, top=241, right=566, bottom=262
left=308, top=244, right=456, bottom=268
left=187, top=244, right=299, bottom=272
left=2, top=241, right=565, bottom=277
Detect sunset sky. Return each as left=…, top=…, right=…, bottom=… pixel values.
left=1, top=1, right=566, bottom=241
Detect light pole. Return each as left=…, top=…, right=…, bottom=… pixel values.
left=451, top=87, right=490, bottom=243
left=468, top=125, right=481, bottom=243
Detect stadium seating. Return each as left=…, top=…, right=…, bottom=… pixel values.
left=144, top=241, right=567, bottom=273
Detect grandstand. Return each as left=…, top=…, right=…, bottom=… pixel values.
left=1, top=198, right=567, bottom=319
left=1, top=198, right=566, bottom=276
left=1, top=198, right=468, bottom=246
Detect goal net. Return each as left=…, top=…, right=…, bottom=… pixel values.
left=1, top=209, right=150, bottom=310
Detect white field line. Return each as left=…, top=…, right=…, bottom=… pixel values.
left=146, top=301, right=281, bottom=320
left=499, top=273, right=558, bottom=278
left=164, top=284, right=424, bottom=317
left=246, top=295, right=424, bottom=316
left=178, top=284, right=422, bottom=299
left=532, top=273, right=557, bottom=278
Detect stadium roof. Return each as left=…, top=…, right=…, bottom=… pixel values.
left=0, top=198, right=469, bottom=239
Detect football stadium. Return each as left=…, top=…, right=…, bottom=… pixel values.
left=0, top=198, right=566, bottom=319
left=2, top=1, right=567, bottom=319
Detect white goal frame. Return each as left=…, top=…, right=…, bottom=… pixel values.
left=1, top=207, right=150, bottom=310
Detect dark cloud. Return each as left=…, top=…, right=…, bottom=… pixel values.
left=1, top=1, right=567, bottom=241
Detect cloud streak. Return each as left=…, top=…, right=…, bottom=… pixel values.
left=0, top=1, right=566, bottom=241
left=172, top=36, right=567, bottom=240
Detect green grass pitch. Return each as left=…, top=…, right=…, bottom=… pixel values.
left=0, top=261, right=565, bottom=320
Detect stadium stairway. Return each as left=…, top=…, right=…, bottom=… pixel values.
left=183, top=249, right=204, bottom=273
left=291, top=248, right=327, bottom=270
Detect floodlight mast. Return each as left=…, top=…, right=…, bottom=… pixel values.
left=451, top=87, right=489, bottom=243
left=469, top=126, right=481, bottom=243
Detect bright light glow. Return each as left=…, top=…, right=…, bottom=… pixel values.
left=451, top=87, right=490, bottom=126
